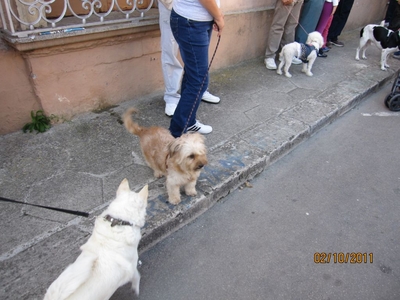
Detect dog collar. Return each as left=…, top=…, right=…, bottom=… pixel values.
left=104, top=214, right=133, bottom=227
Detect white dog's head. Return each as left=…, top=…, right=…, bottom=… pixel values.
left=104, top=179, right=148, bottom=228
left=306, top=31, right=324, bottom=50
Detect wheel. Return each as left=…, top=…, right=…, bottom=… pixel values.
left=385, top=94, right=393, bottom=109
left=391, top=76, right=399, bottom=91
left=386, top=93, right=400, bottom=111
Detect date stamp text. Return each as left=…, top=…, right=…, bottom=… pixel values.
left=314, top=252, right=373, bottom=264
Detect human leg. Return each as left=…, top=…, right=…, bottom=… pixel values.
left=265, top=0, right=291, bottom=59
left=159, top=3, right=183, bottom=111
left=321, top=14, right=333, bottom=48
left=169, top=10, right=213, bottom=138
left=281, top=0, right=304, bottom=47
left=327, top=0, right=355, bottom=44
left=315, top=2, right=333, bottom=34
left=315, top=1, right=332, bottom=57
left=295, top=0, right=325, bottom=43
left=385, top=0, right=398, bottom=24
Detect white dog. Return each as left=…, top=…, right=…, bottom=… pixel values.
left=277, top=31, right=324, bottom=78
left=355, top=23, right=400, bottom=71
left=43, top=179, right=148, bottom=300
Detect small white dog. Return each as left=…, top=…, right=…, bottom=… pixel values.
left=277, top=31, right=324, bottom=78
left=43, top=179, right=148, bottom=300
left=355, top=23, right=400, bottom=71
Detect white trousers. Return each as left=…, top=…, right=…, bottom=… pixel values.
left=159, top=3, right=183, bottom=105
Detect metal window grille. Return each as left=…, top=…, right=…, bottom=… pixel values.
left=0, top=0, right=156, bottom=39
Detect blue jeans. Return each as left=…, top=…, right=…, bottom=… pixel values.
left=169, top=9, right=213, bottom=138
left=295, top=0, right=325, bottom=43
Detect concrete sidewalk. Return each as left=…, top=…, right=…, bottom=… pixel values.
left=1, top=29, right=399, bottom=299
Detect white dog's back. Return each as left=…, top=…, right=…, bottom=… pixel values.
left=44, top=228, right=140, bottom=300
left=44, top=180, right=148, bottom=300
left=43, top=252, right=97, bottom=300
left=279, top=42, right=301, bottom=62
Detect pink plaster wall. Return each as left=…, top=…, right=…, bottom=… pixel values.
left=25, top=32, right=164, bottom=120
left=209, top=10, right=271, bottom=71
left=222, top=0, right=275, bottom=11
left=0, top=43, right=41, bottom=134
left=343, top=0, right=388, bottom=32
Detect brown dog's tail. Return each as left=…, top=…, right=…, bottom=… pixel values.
left=123, top=108, right=143, bottom=136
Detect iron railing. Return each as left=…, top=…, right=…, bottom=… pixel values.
left=0, top=0, right=156, bottom=38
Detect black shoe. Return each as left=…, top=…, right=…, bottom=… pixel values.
left=317, top=50, right=327, bottom=58
left=330, top=40, right=344, bottom=47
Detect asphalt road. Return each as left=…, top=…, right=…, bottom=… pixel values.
left=111, top=82, right=400, bottom=300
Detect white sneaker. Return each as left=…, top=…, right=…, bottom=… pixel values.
left=292, top=57, right=302, bottom=65
left=165, top=103, right=177, bottom=117
left=202, top=91, right=220, bottom=103
left=265, top=58, right=277, bottom=70
left=187, top=120, right=212, bottom=134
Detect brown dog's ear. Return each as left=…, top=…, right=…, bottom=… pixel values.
left=168, top=139, right=182, bottom=157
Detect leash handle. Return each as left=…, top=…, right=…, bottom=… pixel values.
left=0, top=196, right=89, bottom=218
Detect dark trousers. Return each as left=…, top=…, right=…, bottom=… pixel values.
left=385, top=0, right=398, bottom=23
left=327, top=0, right=355, bottom=42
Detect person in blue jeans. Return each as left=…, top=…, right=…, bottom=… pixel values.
left=169, top=0, right=224, bottom=138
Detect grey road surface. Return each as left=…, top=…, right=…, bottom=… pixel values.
left=112, top=82, right=400, bottom=300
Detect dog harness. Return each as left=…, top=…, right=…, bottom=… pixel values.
left=298, top=44, right=317, bottom=63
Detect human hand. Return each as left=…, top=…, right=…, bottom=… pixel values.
left=213, top=15, right=224, bottom=37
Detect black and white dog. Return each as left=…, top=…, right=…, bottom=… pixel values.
left=355, top=24, right=400, bottom=71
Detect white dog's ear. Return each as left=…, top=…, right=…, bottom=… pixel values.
left=138, top=185, right=148, bottom=206
left=117, top=178, right=130, bottom=196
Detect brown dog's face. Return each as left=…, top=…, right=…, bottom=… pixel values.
left=168, top=133, right=208, bottom=173
left=187, top=152, right=208, bottom=171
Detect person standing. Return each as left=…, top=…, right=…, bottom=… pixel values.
left=385, top=0, right=400, bottom=59
left=326, top=0, right=354, bottom=47
left=295, top=0, right=325, bottom=44
left=315, top=0, right=339, bottom=57
left=158, top=0, right=220, bottom=118
left=265, top=0, right=304, bottom=70
left=385, top=0, right=398, bottom=27
left=168, top=0, right=224, bottom=137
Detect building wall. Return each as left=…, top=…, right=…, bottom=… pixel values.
left=0, top=0, right=389, bottom=134
left=0, top=41, right=42, bottom=134
left=344, top=0, right=388, bottom=32
left=24, top=29, right=164, bottom=119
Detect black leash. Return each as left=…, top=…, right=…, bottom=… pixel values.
left=182, top=34, right=221, bottom=134
left=0, top=196, right=90, bottom=218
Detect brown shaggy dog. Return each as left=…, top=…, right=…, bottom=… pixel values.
left=123, top=108, right=208, bottom=205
